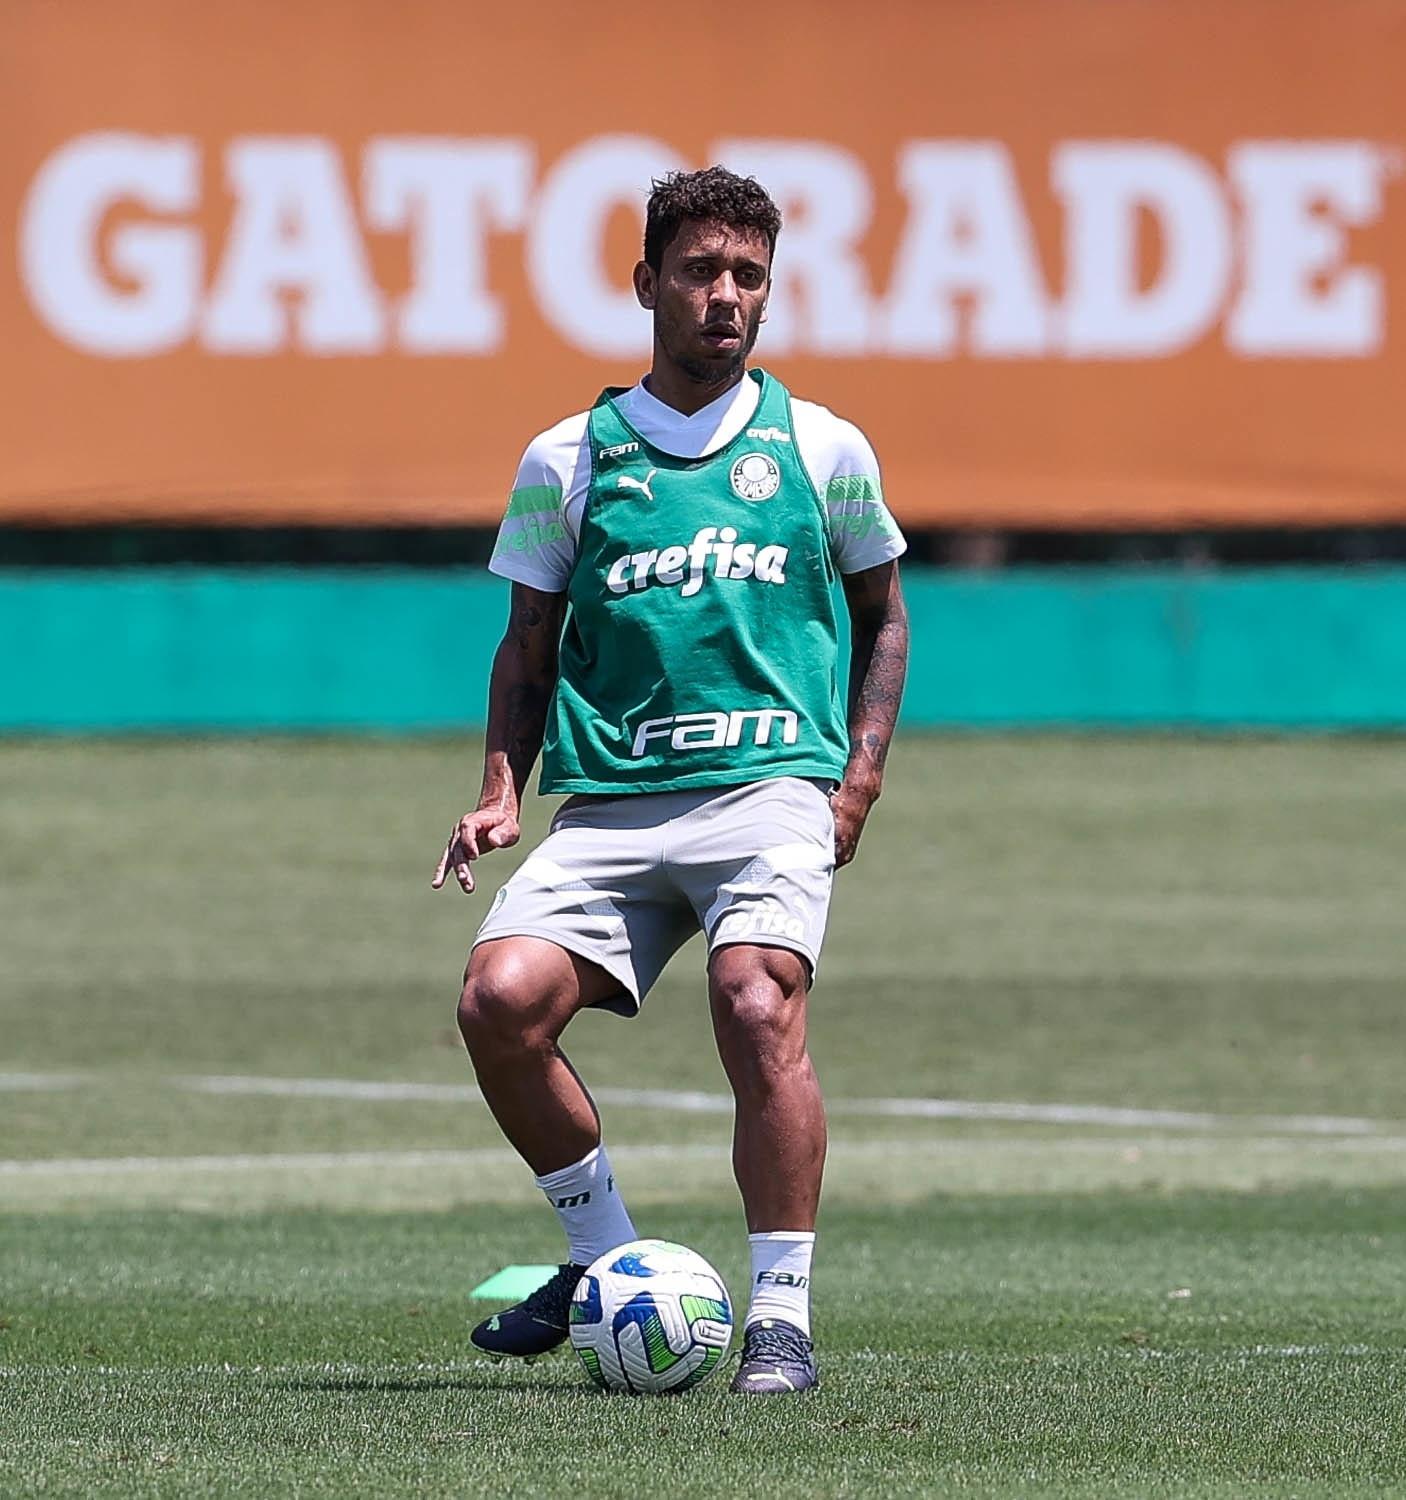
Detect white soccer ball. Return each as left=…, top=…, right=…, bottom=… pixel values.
left=569, top=1238, right=733, bottom=1394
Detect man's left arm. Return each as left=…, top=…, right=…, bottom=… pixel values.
left=833, top=560, right=910, bottom=867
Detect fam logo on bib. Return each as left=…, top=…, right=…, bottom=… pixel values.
left=730, top=452, right=781, bottom=501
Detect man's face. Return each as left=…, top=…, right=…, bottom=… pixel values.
left=635, top=219, right=771, bottom=385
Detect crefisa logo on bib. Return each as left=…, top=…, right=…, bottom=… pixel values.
left=730, top=452, right=781, bottom=501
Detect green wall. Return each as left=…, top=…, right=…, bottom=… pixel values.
left=4, top=567, right=1404, bottom=731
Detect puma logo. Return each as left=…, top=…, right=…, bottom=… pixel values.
left=616, top=468, right=657, bottom=502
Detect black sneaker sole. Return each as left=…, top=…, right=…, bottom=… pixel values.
left=482, top=1346, right=561, bottom=1366
left=471, top=1337, right=568, bottom=1361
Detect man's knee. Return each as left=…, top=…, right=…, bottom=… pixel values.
left=457, top=946, right=563, bottom=1057
left=710, top=948, right=810, bottom=1071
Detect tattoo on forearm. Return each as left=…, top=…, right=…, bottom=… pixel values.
left=860, top=729, right=889, bottom=773
left=504, top=681, right=551, bottom=779
left=481, top=587, right=563, bottom=806
left=845, top=588, right=909, bottom=788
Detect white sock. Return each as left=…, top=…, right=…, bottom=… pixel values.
left=534, top=1145, right=636, bottom=1268
left=745, top=1231, right=815, bottom=1336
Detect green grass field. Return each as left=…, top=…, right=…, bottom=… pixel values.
left=3, top=737, right=1405, bottom=1497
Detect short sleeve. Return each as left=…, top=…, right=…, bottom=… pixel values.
left=792, top=404, right=907, bottom=575
left=487, top=416, right=589, bottom=592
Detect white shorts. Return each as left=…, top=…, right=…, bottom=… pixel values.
left=472, top=776, right=836, bottom=1016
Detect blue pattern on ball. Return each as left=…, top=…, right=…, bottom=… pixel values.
left=573, top=1273, right=604, bottom=1323
left=607, top=1250, right=657, bottom=1278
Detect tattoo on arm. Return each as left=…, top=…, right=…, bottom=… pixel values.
left=480, top=585, right=564, bottom=809
left=503, top=681, right=551, bottom=780
left=510, top=597, right=544, bottom=650
left=842, top=564, right=910, bottom=795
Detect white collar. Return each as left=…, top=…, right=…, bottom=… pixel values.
left=615, top=372, right=761, bottom=457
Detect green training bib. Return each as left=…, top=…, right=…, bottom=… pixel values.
left=540, top=369, right=849, bottom=795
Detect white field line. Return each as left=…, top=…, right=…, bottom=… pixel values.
left=832, top=1096, right=1386, bottom=1136
left=7, top=1135, right=1406, bottom=1178
left=181, top=1075, right=738, bottom=1115
left=4, top=1070, right=1397, bottom=1138
left=184, top=1076, right=484, bottom=1103
left=0, top=1143, right=720, bottom=1178
left=0, top=1072, right=87, bottom=1091
left=176, top=1073, right=1391, bottom=1138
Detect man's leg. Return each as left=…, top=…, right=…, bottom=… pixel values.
left=458, top=935, right=616, bottom=1173
left=708, top=942, right=825, bottom=1393
left=459, top=935, right=638, bottom=1357
left=708, top=943, right=826, bottom=1230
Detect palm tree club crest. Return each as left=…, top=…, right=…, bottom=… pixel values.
left=730, top=452, right=781, bottom=501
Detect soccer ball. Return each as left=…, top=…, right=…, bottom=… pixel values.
left=569, top=1239, right=733, bottom=1394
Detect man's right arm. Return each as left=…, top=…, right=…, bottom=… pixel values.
left=432, top=582, right=565, bottom=894
left=480, top=582, right=567, bottom=817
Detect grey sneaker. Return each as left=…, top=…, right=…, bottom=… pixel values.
left=729, top=1318, right=819, bottom=1394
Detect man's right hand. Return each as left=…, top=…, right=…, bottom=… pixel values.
left=431, top=807, right=521, bottom=894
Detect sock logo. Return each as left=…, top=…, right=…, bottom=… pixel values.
left=554, top=1190, right=592, bottom=1209
left=607, top=1175, right=615, bottom=1193
left=756, top=1270, right=810, bottom=1288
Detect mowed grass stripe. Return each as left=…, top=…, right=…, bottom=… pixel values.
left=0, top=1143, right=720, bottom=1176
left=3, top=1068, right=1398, bottom=1136
left=187, top=1073, right=1394, bottom=1134
left=6, top=738, right=1406, bottom=1119
left=11, top=1136, right=1406, bottom=1178
left=9, top=1135, right=1406, bottom=1220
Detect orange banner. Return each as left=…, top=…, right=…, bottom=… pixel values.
left=4, top=0, right=1406, bottom=527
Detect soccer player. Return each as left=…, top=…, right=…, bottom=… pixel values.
left=432, top=167, right=909, bottom=1395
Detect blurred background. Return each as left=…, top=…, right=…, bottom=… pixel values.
left=5, top=0, right=1406, bottom=1154
left=4, top=0, right=1404, bottom=732
left=6, top=9, right=1406, bottom=1492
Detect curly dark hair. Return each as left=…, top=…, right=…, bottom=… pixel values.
left=643, top=166, right=782, bottom=273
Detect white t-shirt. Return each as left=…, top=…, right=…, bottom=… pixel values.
left=489, top=375, right=906, bottom=592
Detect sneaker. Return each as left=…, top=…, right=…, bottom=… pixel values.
left=728, top=1317, right=819, bottom=1394
left=470, top=1263, right=585, bottom=1360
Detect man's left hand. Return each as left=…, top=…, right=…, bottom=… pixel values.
left=830, top=782, right=876, bottom=869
